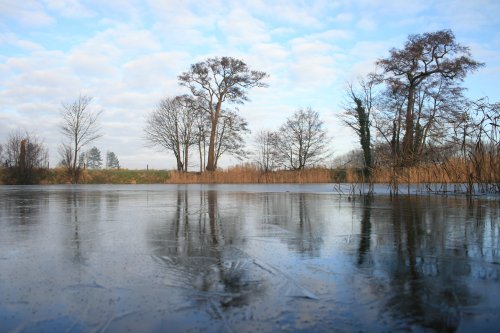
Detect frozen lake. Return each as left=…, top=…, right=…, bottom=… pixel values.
left=0, top=184, right=499, bottom=332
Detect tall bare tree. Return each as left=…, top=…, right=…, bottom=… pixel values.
left=144, top=95, right=199, bottom=172
left=60, top=94, right=102, bottom=183
left=178, top=56, right=268, bottom=171
left=376, top=30, right=483, bottom=165
left=277, top=108, right=330, bottom=170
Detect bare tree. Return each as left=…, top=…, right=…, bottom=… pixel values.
left=60, top=94, right=102, bottom=182
left=178, top=56, right=268, bottom=171
left=144, top=95, right=199, bottom=172
left=277, top=108, right=330, bottom=170
left=213, top=109, right=250, bottom=169
left=58, top=142, right=73, bottom=169
left=376, top=30, right=483, bottom=165
left=253, top=130, right=281, bottom=172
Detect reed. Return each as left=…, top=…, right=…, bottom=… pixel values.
left=3, top=157, right=498, bottom=191
left=166, top=165, right=333, bottom=184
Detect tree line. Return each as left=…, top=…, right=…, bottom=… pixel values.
left=2, top=29, right=498, bottom=189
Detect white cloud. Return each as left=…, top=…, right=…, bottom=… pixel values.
left=356, top=17, right=376, bottom=31
left=41, top=0, right=95, bottom=18
left=69, top=52, right=119, bottom=77
left=435, top=0, right=500, bottom=32
left=290, top=54, right=338, bottom=88
left=333, top=12, right=354, bottom=23
left=218, top=8, right=271, bottom=46
left=0, top=33, right=44, bottom=52
left=0, top=1, right=54, bottom=27
left=265, top=2, right=323, bottom=28
left=122, top=51, right=188, bottom=91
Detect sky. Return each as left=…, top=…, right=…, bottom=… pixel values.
left=1, top=0, right=499, bottom=170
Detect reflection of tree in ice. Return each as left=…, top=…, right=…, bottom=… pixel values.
left=259, top=193, right=324, bottom=258
left=2, top=190, right=45, bottom=227
left=62, top=191, right=104, bottom=265
left=360, top=197, right=499, bottom=332
left=147, top=189, right=324, bottom=331
left=356, top=197, right=372, bottom=266
left=148, top=190, right=268, bottom=313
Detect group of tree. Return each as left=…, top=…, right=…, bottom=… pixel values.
left=145, top=57, right=267, bottom=172
left=145, top=57, right=331, bottom=172
left=77, top=146, right=120, bottom=170
left=58, top=94, right=103, bottom=182
left=57, top=94, right=120, bottom=182
left=253, top=107, right=330, bottom=171
left=3, top=29, right=497, bottom=187
left=340, top=29, right=499, bottom=191
left=0, top=131, right=49, bottom=184
left=1, top=94, right=122, bottom=184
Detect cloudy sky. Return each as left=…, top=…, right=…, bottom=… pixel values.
left=1, top=0, right=499, bottom=169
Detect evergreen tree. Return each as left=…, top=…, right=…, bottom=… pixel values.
left=106, top=151, right=120, bottom=169
left=87, top=146, right=103, bottom=169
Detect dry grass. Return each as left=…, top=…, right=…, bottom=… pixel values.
left=367, top=157, right=500, bottom=184
left=5, top=157, right=499, bottom=187
left=167, top=165, right=333, bottom=184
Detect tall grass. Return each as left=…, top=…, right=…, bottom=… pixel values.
left=167, top=164, right=333, bottom=184
left=3, top=158, right=498, bottom=191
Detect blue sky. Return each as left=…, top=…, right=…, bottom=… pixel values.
left=1, top=0, right=499, bottom=169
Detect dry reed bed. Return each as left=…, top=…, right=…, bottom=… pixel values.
left=168, top=159, right=500, bottom=185
left=167, top=166, right=333, bottom=184
left=21, top=156, right=499, bottom=186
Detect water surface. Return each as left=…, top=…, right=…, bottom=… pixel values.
left=0, top=184, right=499, bottom=332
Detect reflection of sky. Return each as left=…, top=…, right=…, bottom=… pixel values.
left=0, top=185, right=499, bottom=332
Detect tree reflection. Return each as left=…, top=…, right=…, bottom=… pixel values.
left=258, top=193, right=324, bottom=257
left=67, top=192, right=84, bottom=265
left=61, top=190, right=107, bottom=266
left=2, top=191, right=45, bottom=227
left=293, top=193, right=322, bottom=256
left=380, top=197, right=482, bottom=332
left=149, top=189, right=265, bottom=311
left=357, top=197, right=372, bottom=266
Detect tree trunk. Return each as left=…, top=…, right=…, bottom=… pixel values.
left=206, top=101, right=222, bottom=171
left=402, top=85, right=415, bottom=165
left=73, top=135, right=79, bottom=183
left=198, top=139, right=203, bottom=173
left=184, top=142, right=189, bottom=172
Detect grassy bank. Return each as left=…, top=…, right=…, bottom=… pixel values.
left=37, top=168, right=171, bottom=184
left=2, top=160, right=499, bottom=188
